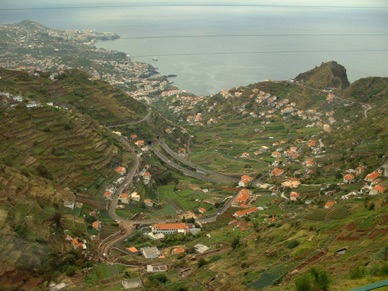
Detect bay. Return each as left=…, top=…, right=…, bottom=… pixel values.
left=1, top=1, right=387, bottom=95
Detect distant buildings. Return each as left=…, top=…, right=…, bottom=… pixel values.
left=232, top=189, right=252, bottom=207
left=151, top=223, right=199, bottom=235
left=233, top=207, right=259, bottom=218
left=140, top=247, right=161, bottom=259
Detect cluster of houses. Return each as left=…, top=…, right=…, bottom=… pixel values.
left=0, top=91, right=70, bottom=110
left=123, top=222, right=209, bottom=274
left=341, top=168, right=386, bottom=199
left=65, top=233, right=87, bottom=250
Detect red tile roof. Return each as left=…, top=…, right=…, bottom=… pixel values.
left=344, top=173, right=355, bottom=181
left=308, top=139, right=316, bottom=147
left=365, top=171, right=380, bottom=181
left=92, top=221, right=100, bottom=230
left=234, top=207, right=258, bottom=217
left=240, top=175, right=253, bottom=182
left=373, top=185, right=385, bottom=193
left=173, top=247, right=185, bottom=254
left=325, top=201, right=336, bottom=208
left=233, top=189, right=251, bottom=205
left=127, top=247, right=138, bottom=253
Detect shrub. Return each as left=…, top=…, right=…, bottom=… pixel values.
left=295, top=274, right=313, bottom=291
left=231, top=236, right=241, bottom=250
left=65, top=266, right=76, bottom=277
left=295, top=268, right=331, bottom=291
left=149, top=273, right=168, bottom=284
left=310, top=267, right=330, bottom=291
left=36, top=163, right=53, bottom=180
left=349, top=266, right=366, bottom=279
left=286, top=240, right=300, bottom=249
left=197, top=258, right=207, bottom=268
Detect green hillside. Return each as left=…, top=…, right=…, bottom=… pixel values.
left=0, top=74, right=136, bottom=288
left=0, top=68, right=147, bottom=126
left=0, top=58, right=387, bottom=291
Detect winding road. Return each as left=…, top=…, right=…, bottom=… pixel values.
left=97, top=112, right=240, bottom=260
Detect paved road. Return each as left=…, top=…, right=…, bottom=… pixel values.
left=98, top=129, right=239, bottom=259
left=156, top=140, right=239, bottom=184
left=148, top=144, right=236, bottom=184
left=107, top=110, right=152, bottom=128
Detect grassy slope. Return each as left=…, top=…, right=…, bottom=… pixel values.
left=0, top=68, right=147, bottom=126
left=147, top=70, right=388, bottom=290
left=0, top=68, right=143, bottom=287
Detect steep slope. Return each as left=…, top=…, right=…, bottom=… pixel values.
left=0, top=70, right=138, bottom=287
left=0, top=68, right=147, bottom=126
left=343, top=76, right=388, bottom=104
left=144, top=63, right=388, bottom=291
left=294, top=61, right=350, bottom=90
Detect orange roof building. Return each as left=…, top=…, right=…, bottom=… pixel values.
left=115, top=166, right=126, bottom=175
left=239, top=175, right=253, bottom=187
left=271, top=167, right=284, bottom=177
left=91, top=221, right=100, bottom=230
left=233, top=207, right=259, bottom=218
left=271, top=151, right=282, bottom=158
left=134, top=140, right=145, bottom=147
left=305, top=158, right=315, bottom=167
left=172, top=247, right=185, bottom=255
left=308, top=139, right=316, bottom=148
left=290, top=191, right=300, bottom=201
left=127, top=247, right=139, bottom=253
left=365, top=171, right=380, bottom=182
left=281, top=178, right=301, bottom=189
left=343, top=173, right=355, bottom=183
left=240, top=175, right=253, bottom=182
left=119, top=192, right=130, bottom=204
left=104, top=191, right=113, bottom=200
left=371, top=185, right=385, bottom=195
left=232, top=189, right=251, bottom=207
left=72, top=238, right=86, bottom=249
left=324, top=201, right=336, bottom=209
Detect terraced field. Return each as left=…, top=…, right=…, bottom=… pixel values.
left=0, top=105, right=128, bottom=194
left=0, top=68, right=148, bottom=126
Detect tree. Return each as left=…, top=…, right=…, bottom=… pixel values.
left=65, top=266, right=76, bottom=277
left=295, top=268, right=331, bottom=291
left=310, top=267, right=330, bottom=291
left=197, top=258, right=207, bottom=268
left=36, top=163, right=53, bottom=180
left=231, top=236, right=241, bottom=250
left=14, top=224, right=27, bottom=238
left=149, top=273, right=168, bottom=284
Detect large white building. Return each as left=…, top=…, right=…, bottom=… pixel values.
left=152, top=223, right=190, bottom=235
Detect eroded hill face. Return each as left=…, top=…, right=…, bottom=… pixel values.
left=294, top=61, right=350, bottom=90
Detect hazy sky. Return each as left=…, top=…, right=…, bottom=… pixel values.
left=1, top=0, right=387, bottom=8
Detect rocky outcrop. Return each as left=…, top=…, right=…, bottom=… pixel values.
left=295, top=61, right=350, bottom=90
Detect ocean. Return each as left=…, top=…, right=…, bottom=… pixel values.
left=1, top=0, right=387, bottom=95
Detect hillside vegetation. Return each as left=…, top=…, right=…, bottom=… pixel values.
left=0, top=68, right=140, bottom=288
left=0, top=59, right=387, bottom=291
left=0, top=68, right=147, bottom=126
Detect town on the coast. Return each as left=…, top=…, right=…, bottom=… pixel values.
left=0, top=20, right=387, bottom=291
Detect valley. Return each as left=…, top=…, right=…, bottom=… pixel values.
left=0, top=21, right=387, bottom=291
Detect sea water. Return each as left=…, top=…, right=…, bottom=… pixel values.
left=1, top=0, right=387, bottom=95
